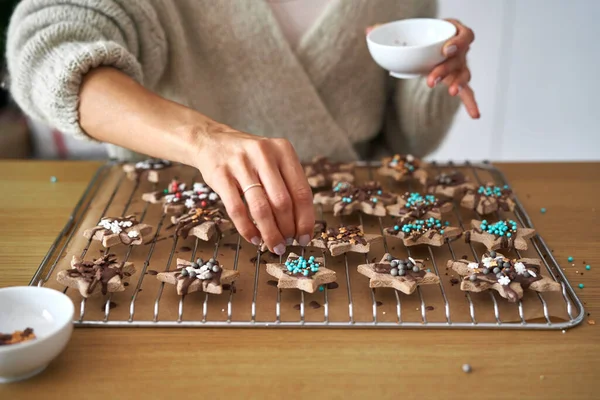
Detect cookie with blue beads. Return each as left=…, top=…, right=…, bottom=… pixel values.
left=303, top=156, right=355, bottom=189
left=447, top=251, right=560, bottom=302
left=266, top=253, right=336, bottom=293
left=386, top=192, right=453, bottom=221
left=384, top=217, right=462, bottom=247
left=377, top=154, right=428, bottom=183
left=357, top=254, right=440, bottom=295
left=313, top=181, right=397, bottom=217
left=466, top=219, right=535, bottom=251
left=460, top=183, right=515, bottom=215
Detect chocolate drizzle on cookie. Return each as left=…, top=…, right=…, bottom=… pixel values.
left=386, top=217, right=450, bottom=240
left=386, top=154, right=422, bottom=176
left=325, top=181, right=395, bottom=212
left=133, top=159, right=172, bottom=173
left=148, top=180, right=220, bottom=210
left=174, top=258, right=223, bottom=295
left=303, top=156, right=354, bottom=187
left=312, top=221, right=367, bottom=247
left=473, top=219, right=518, bottom=249
left=464, top=251, right=542, bottom=302
left=395, top=192, right=448, bottom=219
left=373, top=256, right=426, bottom=282
left=66, top=254, right=131, bottom=295
left=173, top=208, right=225, bottom=239
left=468, top=183, right=513, bottom=212
left=427, top=171, right=467, bottom=188
left=284, top=255, right=320, bottom=279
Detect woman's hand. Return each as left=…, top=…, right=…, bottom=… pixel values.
left=426, top=19, right=480, bottom=119
left=191, top=123, right=315, bottom=255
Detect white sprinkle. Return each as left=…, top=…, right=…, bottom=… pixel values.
left=382, top=312, right=386, bottom=315
left=99, top=220, right=112, bottom=229
left=121, top=220, right=133, bottom=228
left=562, top=330, right=566, bottom=334
left=110, top=221, right=122, bottom=234
left=514, top=262, right=527, bottom=275
left=462, top=364, right=472, bottom=373
left=527, top=269, right=537, bottom=277
left=198, top=193, right=208, bottom=199
left=481, top=257, right=493, bottom=268
left=208, top=192, right=219, bottom=201
left=406, top=154, right=415, bottom=162
left=178, top=183, right=186, bottom=191
left=127, top=230, right=139, bottom=238
left=221, top=309, right=225, bottom=312
left=185, top=198, right=196, bottom=209
left=408, top=256, right=417, bottom=265
left=498, top=276, right=511, bottom=286
left=467, top=262, right=479, bottom=270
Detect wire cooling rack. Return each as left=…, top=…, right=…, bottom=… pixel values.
left=29, top=161, right=584, bottom=329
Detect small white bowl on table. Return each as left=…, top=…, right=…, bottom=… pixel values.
left=366, top=18, right=457, bottom=79
left=0, top=286, right=74, bottom=383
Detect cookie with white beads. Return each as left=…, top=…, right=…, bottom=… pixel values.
left=156, top=257, right=239, bottom=295
left=142, top=179, right=221, bottom=215
left=83, top=215, right=153, bottom=247
left=122, top=158, right=173, bottom=183
left=446, top=251, right=560, bottom=302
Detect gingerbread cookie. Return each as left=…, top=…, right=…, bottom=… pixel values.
left=423, top=171, right=475, bottom=199
left=171, top=208, right=233, bottom=241
left=386, top=192, right=452, bottom=220
left=377, top=154, right=427, bottom=183
left=122, top=158, right=173, bottom=183
left=465, top=219, right=535, bottom=251
left=303, top=156, right=355, bottom=189
left=460, top=183, right=515, bottom=215
left=156, top=257, right=239, bottom=295
left=56, top=254, right=135, bottom=298
left=142, top=180, right=220, bottom=215
left=384, top=217, right=462, bottom=247
left=266, top=253, right=336, bottom=293
left=83, top=216, right=153, bottom=247
left=309, top=222, right=381, bottom=256
left=0, top=328, right=36, bottom=346
left=446, top=250, right=560, bottom=302
left=357, top=254, right=440, bottom=295
left=313, top=181, right=397, bottom=217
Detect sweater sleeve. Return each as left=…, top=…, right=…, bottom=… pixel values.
left=6, top=0, right=168, bottom=142
left=385, top=0, right=461, bottom=157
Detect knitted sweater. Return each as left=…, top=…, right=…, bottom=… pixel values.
left=6, top=0, right=460, bottom=161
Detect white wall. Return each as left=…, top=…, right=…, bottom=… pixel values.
left=430, top=0, right=600, bottom=161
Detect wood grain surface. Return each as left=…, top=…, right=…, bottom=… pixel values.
left=0, top=161, right=598, bottom=399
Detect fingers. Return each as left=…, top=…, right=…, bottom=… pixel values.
left=447, top=67, right=472, bottom=96
left=233, top=155, right=287, bottom=255
left=205, top=168, right=261, bottom=246
left=255, top=153, right=297, bottom=245
left=273, top=139, right=316, bottom=247
left=458, top=85, right=480, bottom=119
left=427, top=55, right=465, bottom=87
left=365, top=23, right=382, bottom=35
left=443, top=19, right=475, bottom=57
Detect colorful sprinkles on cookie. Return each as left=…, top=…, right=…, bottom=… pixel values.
left=460, top=182, right=515, bottom=215
left=466, top=219, right=535, bottom=251
left=313, top=181, right=397, bottom=217
left=308, top=222, right=381, bottom=256
left=387, top=191, right=451, bottom=220
left=123, top=158, right=173, bottom=182
left=156, top=257, right=239, bottom=296
left=377, top=154, right=428, bottom=182
left=479, top=219, right=518, bottom=237
left=142, top=179, right=220, bottom=214
left=303, top=156, right=355, bottom=189
left=284, top=256, right=320, bottom=277
left=384, top=217, right=461, bottom=246
left=172, top=207, right=232, bottom=241
left=424, top=171, right=475, bottom=198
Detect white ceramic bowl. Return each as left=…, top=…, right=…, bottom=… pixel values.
left=0, top=286, right=74, bottom=383
left=366, top=18, right=457, bottom=79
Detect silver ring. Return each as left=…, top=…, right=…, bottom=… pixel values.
left=242, top=183, right=263, bottom=195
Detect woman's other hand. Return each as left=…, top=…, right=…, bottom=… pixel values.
left=426, top=19, right=480, bottom=119
left=190, top=124, right=315, bottom=255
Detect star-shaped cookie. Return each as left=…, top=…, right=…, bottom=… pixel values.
left=377, top=154, right=428, bottom=183
left=313, top=181, right=397, bottom=217
left=142, top=180, right=221, bottom=215
left=309, top=222, right=381, bottom=256
left=122, top=158, right=173, bottom=183
left=446, top=250, right=561, bottom=302
left=386, top=192, right=453, bottom=220
left=156, top=257, right=239, bottom=295
left=460, top=183, right=515, bottom=215
left=423, top=171, right=475, bottom=199
left=357, top=254, right=440, bottom=295
left=83, top=215, right=153, bottom=247
left=466, top=219, right=535, bottom=251
left=171, top=208, right=233, bottom=241
left=303, top=156, right=355, bottom=189
left=266, top=253, right=336, bottom=293
left=384, top=217, right=462, bottom=247
left=56, top=254, right=135, bottom=298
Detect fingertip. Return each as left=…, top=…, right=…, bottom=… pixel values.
left=443, top=44, right=458, bottom=57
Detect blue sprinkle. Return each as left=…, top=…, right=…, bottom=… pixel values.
left=586, top=265, right=591, bottom=270
left=578, top=283, right=584, bottom=289
left=568, top=256, right=574, bottom=262
left=319, top=286, right=324, bottom=292
left=439, top=229, right=444, bottom=234
left=50, top=176, right=57, bottom=183
left=540, top=208, right=546, bottom=214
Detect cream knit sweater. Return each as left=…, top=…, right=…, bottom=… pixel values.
left=6, top=0, right=460, bottom=162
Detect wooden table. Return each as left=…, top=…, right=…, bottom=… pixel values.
left=1, top=161, right=598, bottom=399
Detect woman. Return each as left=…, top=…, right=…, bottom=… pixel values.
left=6, top=0, right=478, bottom=255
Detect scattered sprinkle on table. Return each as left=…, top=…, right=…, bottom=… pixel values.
left=578, top=283, right=584, bottom=289
left=50, top=176, right=57, bottom=183
left=462, top=364, right=472, bottom=373
left=540, top=207, right=546, bottom=214
left=586, top=265, right=591, bottom=270
left=540, top=375, right=545, bottom=381
left=568, top=256, right=574, bottom=262
left=588, top=319, right=596, bottom=325
left=562, top=330, right=566, bottom=334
